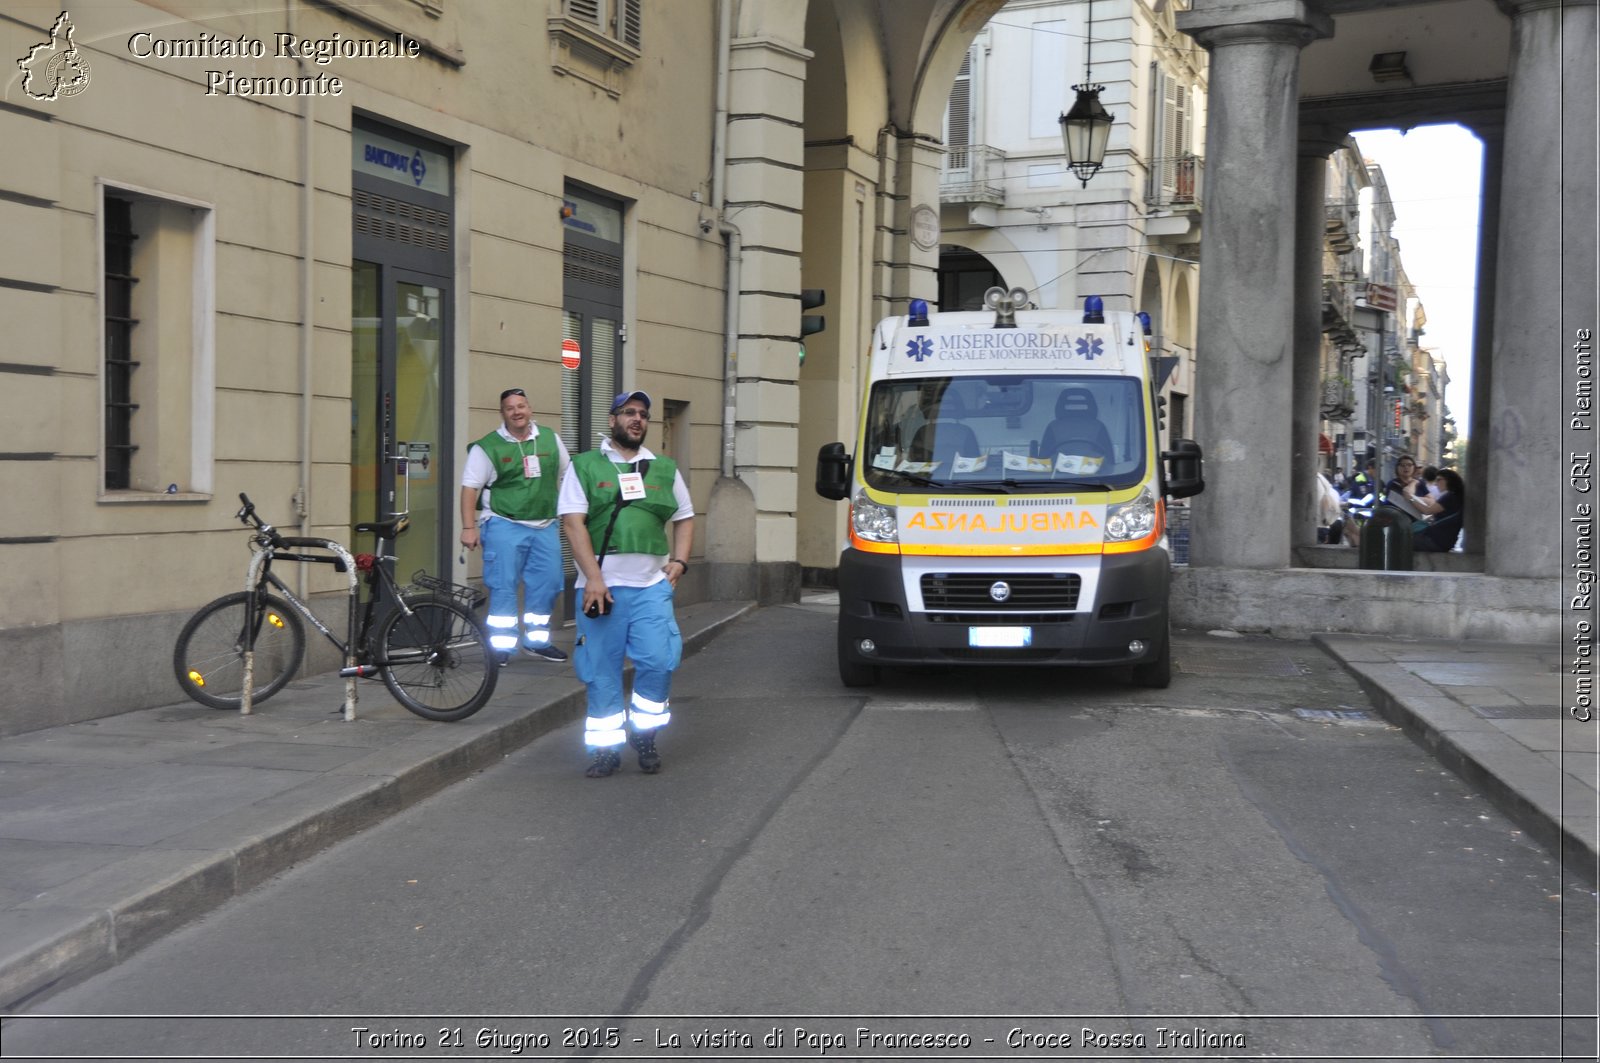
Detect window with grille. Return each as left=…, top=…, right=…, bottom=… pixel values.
left=103, top=197, right=138, bottom=491
left=99, top=184, right=216, bottom=499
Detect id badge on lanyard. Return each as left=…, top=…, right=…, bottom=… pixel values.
left=523, top=453, right=541, bottom=478
left=618, top=471, right=646, bottom=500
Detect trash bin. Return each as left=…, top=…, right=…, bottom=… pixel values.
left=1358, top=505, right=1414, bottom=570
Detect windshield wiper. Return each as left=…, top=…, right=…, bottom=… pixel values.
left=952, top=479, right=1020, bottom=493
left=881, top=469, right=941, bottom=489
left=1048, top=480, right=1116, bottom=492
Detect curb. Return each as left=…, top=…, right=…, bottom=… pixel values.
left=0, top=601, right=757, bottom=1014
left=1312, top=634, right=1598, bottom=884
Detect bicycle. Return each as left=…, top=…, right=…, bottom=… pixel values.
left=173, top=493, right=498, bottom=722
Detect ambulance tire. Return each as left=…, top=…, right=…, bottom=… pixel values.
left=838, top=635, right=880, bottom=688
left=1130, top=619, right=1172, bottom=689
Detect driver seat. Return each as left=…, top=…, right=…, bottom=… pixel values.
left=908, top=420, right=981, bottom=467
left=1038, top=388, right=1113, bottom=459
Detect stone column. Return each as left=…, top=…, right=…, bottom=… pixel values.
left=1294, top=127, right=1347, bottom=547
left=723, top=33, right=814, bottom=600
left=1487, top=0, right=1598, bottom=578
left=1176, top=2, right=1333, bottom=568
left=1462, top=121, right=1502, bottom=559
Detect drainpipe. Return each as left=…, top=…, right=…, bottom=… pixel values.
left=290, top=0, right=315, bottom=598
left=714, top=0, right=741, bottom=478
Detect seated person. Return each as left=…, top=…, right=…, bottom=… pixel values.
left=1403, top=468, right=1465, bottom=552
left=1347, top=468, right=1463, bottom=552
left=1385, top=455, right=1426, bottom=500
left=1317, top=472, right=1346, bottom=544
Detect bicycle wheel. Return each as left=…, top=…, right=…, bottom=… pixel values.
left=174, top=591, right=305, bottom=710
left=375, top=595, right=497, bottom=721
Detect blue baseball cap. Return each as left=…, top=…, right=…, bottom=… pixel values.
left=610, top=390, right=652, bottom=413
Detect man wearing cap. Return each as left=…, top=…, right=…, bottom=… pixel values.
left=460, top=387, right=572, bottom=664
left=559, top=390, right=694, bottom=777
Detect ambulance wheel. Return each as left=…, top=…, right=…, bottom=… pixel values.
left=1130, top=620, right=1172, bottom=689
left=838, top=637, right=880, bottom=688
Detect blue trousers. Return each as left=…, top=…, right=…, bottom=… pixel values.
left=575, top=580, right=682, bottom=748
left=480, top=517, right=563, bottom=653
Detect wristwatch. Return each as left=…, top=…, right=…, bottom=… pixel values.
left=668, top=557, right=688, bottom=571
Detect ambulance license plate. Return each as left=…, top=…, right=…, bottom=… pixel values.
left=968, top=626, right=1032, bottom=649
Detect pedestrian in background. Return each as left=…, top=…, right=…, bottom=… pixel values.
left=1407, top=468, right=1466, bottom=552
left=1384, top=454, right=1425, bottom=500
left=460, top=387, right=571, bottom=664
left=559, top=390, right=694, bottom=778
left=1421, top=464, right=1440, bottom=498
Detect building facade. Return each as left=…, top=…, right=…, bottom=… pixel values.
left=933, top=0, right=1207, bottom=455
left=2, top=0, right=1591, bottom=734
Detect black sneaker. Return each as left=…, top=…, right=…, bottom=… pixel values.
left=584, top=748, right=622, bottom=778
left=629, top=730, right=662, bottom=774
left=523, top=643, right=568, bottom=663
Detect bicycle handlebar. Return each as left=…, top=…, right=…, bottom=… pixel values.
left=236, top=492, right=288, bottom=547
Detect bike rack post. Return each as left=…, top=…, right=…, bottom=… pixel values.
left=324, top=538, right=362, bottom=722
left=240, top=546, right=270, bottom=716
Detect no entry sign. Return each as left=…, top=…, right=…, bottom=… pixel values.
left=561, top=338, right=581, bottom=370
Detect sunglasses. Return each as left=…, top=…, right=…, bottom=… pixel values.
left=499, top=388, right=527, bottom=401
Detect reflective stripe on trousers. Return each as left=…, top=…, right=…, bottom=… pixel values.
left=481, top=518, right=562, bottom=649
left=576, top=580, right=682, bottom=749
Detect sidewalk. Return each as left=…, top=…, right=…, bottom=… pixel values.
left=1313, top=633, right=1597, bottom=882
left=1, top=607, right=1593, bottom=1014
left=0, top=599, right=755, bottom=1014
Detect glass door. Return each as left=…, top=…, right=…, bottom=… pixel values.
left=351, top=262, right=450, bottom=592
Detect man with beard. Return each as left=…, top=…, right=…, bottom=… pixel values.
left=559, top=391, right=694, bottom=777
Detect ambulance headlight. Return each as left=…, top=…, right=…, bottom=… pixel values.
left=851, top=487, right=899, bottom=543
left=1106, top=486, right=1157, bottom=542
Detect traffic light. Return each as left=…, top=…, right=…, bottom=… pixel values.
left=800, top=288, right=826, bottom=337
left=799, top=288, right=826, bottom=367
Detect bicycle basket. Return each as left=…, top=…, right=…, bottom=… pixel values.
left=408, top=571, right=488, bottom=610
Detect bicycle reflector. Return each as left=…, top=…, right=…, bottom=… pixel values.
left=187, top=670, right=204, bottom=687
left=355, top=553, right=376, bottom=571
left=267, top=612, right=285, bottom=628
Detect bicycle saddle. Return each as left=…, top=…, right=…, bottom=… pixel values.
left=355, top=515, right=410, bottom=540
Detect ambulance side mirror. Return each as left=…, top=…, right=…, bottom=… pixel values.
left=1162, top=439, right=1205, bottom=499
left=816, top=442, right=853, bottom=501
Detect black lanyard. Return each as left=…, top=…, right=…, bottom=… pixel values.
left=593, top=459, right=651, bottom=565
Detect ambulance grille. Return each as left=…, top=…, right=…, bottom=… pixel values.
left=920, top=572, right=1081, bottom=611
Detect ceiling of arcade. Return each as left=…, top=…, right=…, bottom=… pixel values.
left=788, top=0, right=1510, bottom=154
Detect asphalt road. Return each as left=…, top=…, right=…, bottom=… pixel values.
left=4, top=600, right=1595, bottom=1061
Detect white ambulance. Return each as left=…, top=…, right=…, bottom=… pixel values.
left=815, top=287, right=1204, bottom=688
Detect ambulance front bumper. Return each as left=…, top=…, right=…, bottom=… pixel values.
left=835, top=547, right=1170, bottom=669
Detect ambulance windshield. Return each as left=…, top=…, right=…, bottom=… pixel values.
left=860, top=374, right=1148, bottom=491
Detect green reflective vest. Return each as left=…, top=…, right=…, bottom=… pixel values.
left=572, top=449, right=680, bottom=557
left=474, top=426, right=561, bottom=521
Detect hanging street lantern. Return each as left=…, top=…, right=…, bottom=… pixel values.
left=1060, top=85, right=1113, bottom=187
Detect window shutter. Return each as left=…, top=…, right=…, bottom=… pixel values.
left=566, top=0, right=601, bottom=27
left=1156, top=69, right=1183, bottom=198
left=944, top=50, right=972, bottom=172
left=620, top=0, right=641, bottom=48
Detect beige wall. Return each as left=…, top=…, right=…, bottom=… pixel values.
left=0, top=0, right=729, bottom=730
